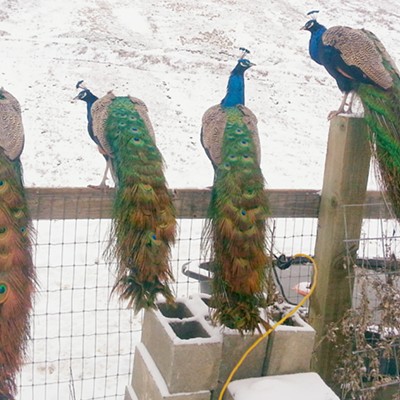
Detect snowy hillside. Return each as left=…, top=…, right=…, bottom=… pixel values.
left=1, top=0, right=399, bottom=190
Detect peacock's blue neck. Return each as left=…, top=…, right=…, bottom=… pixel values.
left=85, top=93, right=98, bottom=123
left=221, top=70, right=245, bottom=108
left=309, top=25, right=327, bottom=65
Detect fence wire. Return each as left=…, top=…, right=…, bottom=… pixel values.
left=15, top=190, right=319, bottom=399
left=343, top=203, right=400, bottom=397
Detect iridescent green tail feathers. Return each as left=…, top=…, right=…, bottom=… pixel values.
left=356, top=30, right=400, bottom=219
left=202, top=105, right=270, bottom=333
left=91, top=92, right=176, bottom=312
left=0, top=89, right=35, bottom=399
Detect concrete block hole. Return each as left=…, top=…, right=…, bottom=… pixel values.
left=158, top=301, right=193, bottom=319
left=169, top=321, right=210, bottom=340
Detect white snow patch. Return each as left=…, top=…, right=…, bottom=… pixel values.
left=228, top=372, right=340, bottom=400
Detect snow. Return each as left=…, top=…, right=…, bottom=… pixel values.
left=1, top=0, right=399, bottom=398
left=2, top=0, right=399, bottom=191
left=227, top=372, right=340, bottom=400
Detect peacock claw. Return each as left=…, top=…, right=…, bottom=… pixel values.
left=327, top=109, right=343, bottom=120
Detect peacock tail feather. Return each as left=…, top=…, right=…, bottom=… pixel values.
left=102, top=96, right=176, bottom=312
left=0, top=151, right=34, bottom=398
left=356, top=30, right=400, bottom=218
left=206, top=107, right=270, bottom=333
left=0, top=90, right=35, bottom=399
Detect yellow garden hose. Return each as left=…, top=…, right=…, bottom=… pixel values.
left=218, top=253, right=318, bottom=400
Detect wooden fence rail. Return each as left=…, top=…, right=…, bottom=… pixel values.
left=26, top=187, right=388, bottom=220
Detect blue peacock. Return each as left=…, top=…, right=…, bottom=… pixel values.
left=201, top=49, right=270, bottom=333
left=302, top=11, right=400, bottom=218
left=75, top=81, right=112, bottom=188
left=76, top=82, right=176, bottom=312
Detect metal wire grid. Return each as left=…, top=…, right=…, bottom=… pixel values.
left=270, top=217, right=317, bottom=305
left=343, top=204, right=400, bottom=393
left=14, top=193, right=318, bottom=399
left=17, top=217, right=140, bottom=399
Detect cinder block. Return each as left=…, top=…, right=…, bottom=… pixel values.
left=220, top=328, right=268, bottom=380
left=141, top=299, right=222, bottom=393
left=209, top=327, right=268, bottom=400
left=224, top=372, right=340, bottom=400
left=190, top=293, right=269, bottom=380
left=131, top=343, right=211, bottom=400
left=187, top=294, right=269, bottom=400
left=262, top=312, right=316, bottom=376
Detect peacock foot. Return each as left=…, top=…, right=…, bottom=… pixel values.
left=327, top=109, right=344, bottom=120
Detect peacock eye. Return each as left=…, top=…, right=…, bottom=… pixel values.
left=13, top=209, right=24, bottom=219
left=0, top=282, right=9, bottom=304
left=0, top=180, right=8, bottom=191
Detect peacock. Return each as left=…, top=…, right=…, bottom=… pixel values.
left=301, top=11, right=400, bottom=218
left=0, top=88, right=35, bottom=399
left=76, top=83, right=176, bottom=312
left=75, top=81, right=112, bottom=188
left=201, top=49, right=270, bottom=333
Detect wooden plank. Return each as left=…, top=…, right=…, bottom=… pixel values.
left=308, top=116, right=371, bottom=390
left=26, top=187, right=115, bottom=220
left=25, top=187, right=387, bottom=220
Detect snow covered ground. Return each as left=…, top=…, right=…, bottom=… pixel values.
left=2, top=0, right=399, bottom=191
left=1, top=0, right=400, bottom=398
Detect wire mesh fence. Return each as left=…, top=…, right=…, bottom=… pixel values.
left=16, top=188, right=400, bottom=399
left=14, top=188, right=322, bottom=399
left=338, top=203, right=400, bottom=398
left=18, top=217, right=139, bottom=399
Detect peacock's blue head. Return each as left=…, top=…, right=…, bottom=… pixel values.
left=301, top=10, right=325, bottom=33
left=74, top=80, right=98, bottom=104
left=238, top=59, right=255, bottom=69
left=232, top=58, right=255, bottom=74
left=76, top=89, right=94, bottom=102
left=301, top=19, right=325, bottom=33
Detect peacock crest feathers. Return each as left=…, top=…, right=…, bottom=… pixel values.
left=92, top=93, right=176, bottom=312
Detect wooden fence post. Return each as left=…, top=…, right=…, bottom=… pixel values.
left=309, top=116, right=371, bottom=389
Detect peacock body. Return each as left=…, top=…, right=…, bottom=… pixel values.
left=201, top=57, right=270, bottom=333
left=0, top=89, right=35, bottom=399
left=77, top=88, right=176, bottom=312
left=302, top=15, right=400, bottom=218
left=75, top=81, right=112, bottom=188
